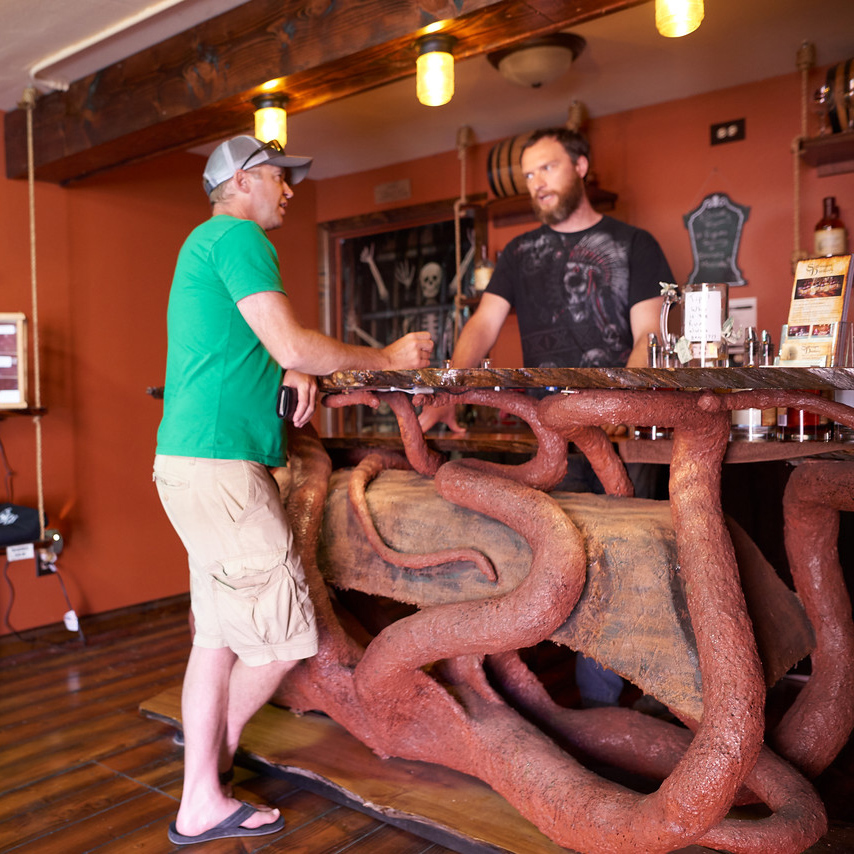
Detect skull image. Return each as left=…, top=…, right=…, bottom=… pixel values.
left=419, top=262, right=443, bottom=301
left=562, top=262, right=594, bottom=324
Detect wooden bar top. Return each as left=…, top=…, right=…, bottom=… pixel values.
left=320, top=366, right=854, bottom=393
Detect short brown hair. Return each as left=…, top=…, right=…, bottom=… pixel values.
left=521, top=127, right=590, bottom=165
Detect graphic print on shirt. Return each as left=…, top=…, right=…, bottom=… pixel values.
left=514, top=228, right=631, bottom=368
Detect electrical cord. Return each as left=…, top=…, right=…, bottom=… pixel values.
left=3, top=556, right=86, bottom=647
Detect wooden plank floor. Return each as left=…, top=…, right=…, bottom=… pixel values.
left=0, top=595, right=457, bottom=854
left=2, top=594, right=854, bottom=854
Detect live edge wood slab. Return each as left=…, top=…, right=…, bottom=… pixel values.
left=139, top=685, right=572, bottom=854
left=320, top=366, right=854, bottom=393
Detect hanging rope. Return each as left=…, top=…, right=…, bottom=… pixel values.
left=21, top=87, right=46, bottom=540
left=792, top=41, right=815, bottom=270
left=453, top=126, right=473, bottom=346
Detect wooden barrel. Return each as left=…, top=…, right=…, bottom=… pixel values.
left=487, top=133, right=532, bottom=197
left=827, top=58, right=853, bottom=134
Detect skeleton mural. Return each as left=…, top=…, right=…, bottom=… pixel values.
left=400, top=261, right=455, bottom=364
left=269, top=376, right=854, bottom=854
left=342, top=221, right=475, bottom=413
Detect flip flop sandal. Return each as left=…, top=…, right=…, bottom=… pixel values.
left=167, top=802, right=284, bottom=845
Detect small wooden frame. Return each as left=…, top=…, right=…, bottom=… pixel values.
left=0, top=313, right=27, bottom=409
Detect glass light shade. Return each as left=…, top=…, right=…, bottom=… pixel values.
left=655, top=0, right=704, bottom=37
left=416, top=50, right=454, bottom=106
left=496, top=45, right=574, bottom=88
left=487, top=33, right=585, bottom=89
left=254, top=104, right=287, bottom=147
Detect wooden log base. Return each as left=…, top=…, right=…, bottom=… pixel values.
left=139, top=684, right=854, bottom=854
left=140, top=685, right=573, bottom=854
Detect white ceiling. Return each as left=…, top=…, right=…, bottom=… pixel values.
left=1, top=0, right=853, bottom=180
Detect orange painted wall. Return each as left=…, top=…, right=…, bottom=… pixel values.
left=319, top=69, right=854, bottom=360
left=0, top=138, right=318, bottom=636
left=1, top=62, right=852, bottom=634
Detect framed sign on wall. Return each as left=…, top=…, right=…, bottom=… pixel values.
left=0, top=313, right=27, bottom=410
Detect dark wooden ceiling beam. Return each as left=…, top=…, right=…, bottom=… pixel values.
left=3, top=0, right=642, bottom=184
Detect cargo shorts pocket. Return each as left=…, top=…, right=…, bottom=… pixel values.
left=152, top=470, right=189, bottom=493
left=209, top=557, right=313, bottom=651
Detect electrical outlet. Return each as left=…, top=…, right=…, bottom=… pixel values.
left=36, top=553, right=56, bottom=576
left=710, top=118, right=746, bottom=145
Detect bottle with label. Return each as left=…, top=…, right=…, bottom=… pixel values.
left=473, top=245, right=495, bottom=292
left=814, top=196, right=848, bottom=257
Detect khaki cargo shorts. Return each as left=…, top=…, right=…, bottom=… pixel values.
left=153, top=455, right=318, bottom=666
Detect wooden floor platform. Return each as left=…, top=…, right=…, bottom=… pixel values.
left=140, top=683, right=854, bottom=854
left=3, top=592, right=853, bottom=854
left=141, top=685, right=567, bottom=854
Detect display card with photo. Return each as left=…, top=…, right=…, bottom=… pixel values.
left=778, top=255, right=854, bottom=366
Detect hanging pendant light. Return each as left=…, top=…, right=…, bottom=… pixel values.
left=416, top=34, right=457, bottom=106
left=655, top=0, right=704, bottom=37
left=253, top=93, right=288, bottom=147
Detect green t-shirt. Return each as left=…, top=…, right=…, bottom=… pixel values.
left=156, top=216, right=287, bottom=465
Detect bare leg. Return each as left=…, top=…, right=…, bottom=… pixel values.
left=174, top=645, right=296, bottom=837
left=223, top=655, right=298, bottom=769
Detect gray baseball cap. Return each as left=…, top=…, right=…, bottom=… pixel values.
left=202, top=135, right=312, bottom=196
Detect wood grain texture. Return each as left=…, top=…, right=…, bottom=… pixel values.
left=3, top=0, right=644, bottom=183
left=320, top=366, right=854, bottom=392
left=0, top=595, right=457, bottom=854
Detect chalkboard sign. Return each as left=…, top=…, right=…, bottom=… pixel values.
left=683, top=192, right=750, bottom=287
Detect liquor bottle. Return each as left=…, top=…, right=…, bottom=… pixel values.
left=814, top=196, right=848, bottom=257
left=473, top=245, right=495, bottom=292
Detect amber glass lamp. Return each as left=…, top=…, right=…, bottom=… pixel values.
left=416, top=34, right=457, bottom=106
left=253, top=93, right=288, bottom=147
left=655, top=0, right=704, bottom=37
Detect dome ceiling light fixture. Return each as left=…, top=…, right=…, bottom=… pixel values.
left=487, top=33, right=586, bottom=89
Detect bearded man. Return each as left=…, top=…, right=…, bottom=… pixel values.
left=420, top=127, right=672, bottom=432
left=418, top=127, right=673, bottom=707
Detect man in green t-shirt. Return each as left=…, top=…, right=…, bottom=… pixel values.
left=153, top=135, right=433, bottom=846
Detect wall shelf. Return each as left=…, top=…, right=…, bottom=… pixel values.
left=800, top=132, right=854, bottom=176
left=0, top=406, right=46, bottom=421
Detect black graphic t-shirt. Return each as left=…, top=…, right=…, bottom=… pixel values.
left=486, top=217, right=673, bottom=368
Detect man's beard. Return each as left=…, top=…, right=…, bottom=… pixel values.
left=532, top=176, right=584, bottom=226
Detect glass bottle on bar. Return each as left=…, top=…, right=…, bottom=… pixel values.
left=634, top=333, right=670, bottom=440
left=834, top=322, right=854, bottom=441
left=814, top=196, right=848, bottom=257
left=835, top=389, right=854, bottom=441
left=778, top=389, right=833, bottom=442
left=731, top=327, right=775, bottom=441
